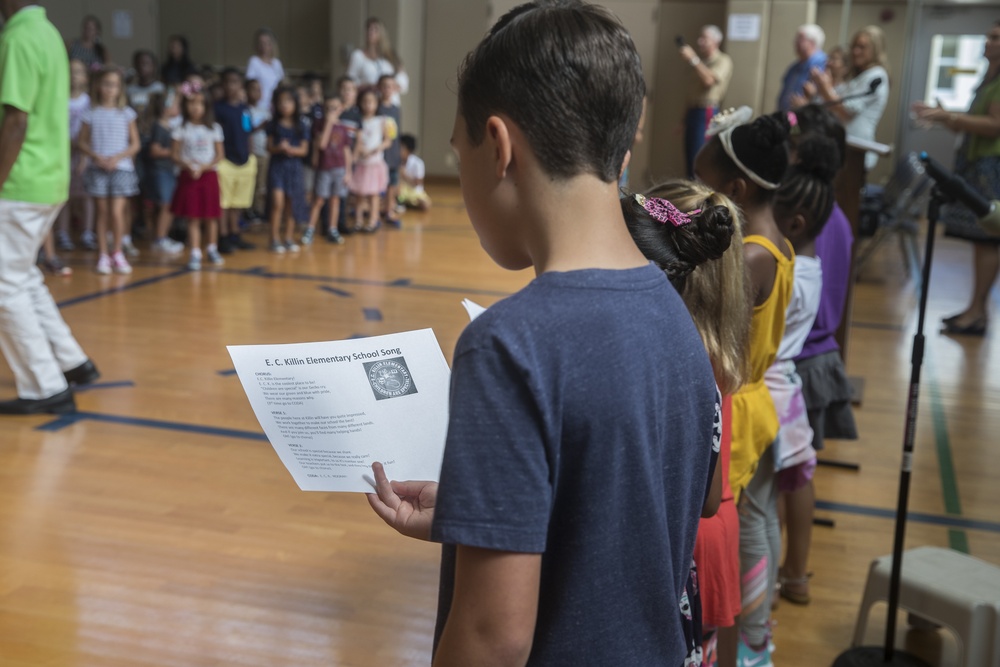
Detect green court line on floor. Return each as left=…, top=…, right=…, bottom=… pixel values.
left=927, top=358, right=969, bottom=553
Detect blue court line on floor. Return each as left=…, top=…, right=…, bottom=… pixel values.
left=36, top=410, right=268, bottom=441
left=319, top=285, right=353, bottom=298
left=216, top=369, right=238, bottom=376
left=27, top=407, right=998, bottom=535
left=220, top=267, right=510, bottom=297
left=56, top=269, right=190, bottom=308
left=74, top=380, right=136, bottom=392
left=363, top=308, right=383, bottom=322
left=815, top=500, right=1000, bottom=534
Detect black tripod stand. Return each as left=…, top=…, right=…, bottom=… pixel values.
left=831, top=182, right=953, bottom=667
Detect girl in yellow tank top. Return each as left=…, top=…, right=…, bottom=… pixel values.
left=693, top=107, right=799, bottom=662
left=694, top=108, right=796, bottom=502
left=729, top=235, right=794, bottom=498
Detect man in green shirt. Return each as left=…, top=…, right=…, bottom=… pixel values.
left=0, top=1, right=99, bottom=414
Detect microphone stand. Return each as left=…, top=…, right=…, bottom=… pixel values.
left=831, top=187, right=951, bottom=667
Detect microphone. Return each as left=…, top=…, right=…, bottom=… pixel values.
left=822, top=77, right=882, bottom=107
left=919, top=151, right=1000, bottom=235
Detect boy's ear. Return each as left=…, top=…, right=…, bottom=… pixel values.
left=485, top=115, right=512, bottom=180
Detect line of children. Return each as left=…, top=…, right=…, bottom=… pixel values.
left=55, top=58, right=96, bottom=254
left=214, top=68, right=257, bottom=253
left=767, top=131, right=841, bottom=612
left=171, top=85, right=224, bottom=270
left=350, top=86, right=392, bottom=233
left=304, top=96, right=352, bottom=245
left=267, top=86, right=310, bottom=253
left=77, top=66, right=141, bottom=275
left=644, top=179, right=752, bottom=667
left=398, top=134, right=430, bottom=211
left=140, top=92, right=184, bottom=254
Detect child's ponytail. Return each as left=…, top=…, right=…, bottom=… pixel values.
left=621, top=191, right=734, bottom=291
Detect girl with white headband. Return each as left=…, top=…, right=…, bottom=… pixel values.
left=693, top=106, right=795, bottom=667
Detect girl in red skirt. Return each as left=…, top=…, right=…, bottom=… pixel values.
left=171, top=83, right=224, bottom=270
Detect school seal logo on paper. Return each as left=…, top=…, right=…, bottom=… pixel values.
left=363, top=357, right=418, bottom=401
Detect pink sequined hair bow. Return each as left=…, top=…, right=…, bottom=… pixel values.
left=634, top=194, right=699, bottom=227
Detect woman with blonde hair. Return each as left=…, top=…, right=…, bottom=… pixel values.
left=346, top=17, right=409, bottom=106
left=246, top=28, right=284, bottom=113
left=809, top=25, right=890, bottom=169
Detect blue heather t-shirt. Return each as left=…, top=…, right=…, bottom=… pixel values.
left=431, top=263, right=717, bottom=666
left=214, top=100, right=252, bottom=165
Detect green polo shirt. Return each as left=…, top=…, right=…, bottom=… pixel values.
left=966, top=74, right=1000, bottom=163
left=0, top=6, right=69, bottom=204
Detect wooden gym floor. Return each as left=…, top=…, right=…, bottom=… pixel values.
left=0, top=182, right=997, bottom=666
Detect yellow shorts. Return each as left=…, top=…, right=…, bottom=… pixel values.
left=218, top=156, right=258, bottom=209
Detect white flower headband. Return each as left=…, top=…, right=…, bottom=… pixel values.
left=707, top=106, right=779, bottom=191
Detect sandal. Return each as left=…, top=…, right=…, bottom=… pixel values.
left=942, top=317, right=987, bottom=337
left=778, top=571, right=811, bottom=605
left=361, top=220, right=381, bottom=233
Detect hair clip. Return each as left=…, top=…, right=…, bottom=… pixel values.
left=787, top=111, right=801, bottom=136
left=635, top=193, right=695, bottom=227
left=179, top=81, right=203, bottom=98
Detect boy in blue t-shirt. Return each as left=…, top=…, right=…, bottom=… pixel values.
left=213, top=68, right=256, bottom=252
left=367, top=2, right=717, bottom=665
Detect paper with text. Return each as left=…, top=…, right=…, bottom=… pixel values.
left=228, top=329, right=450, bottom=492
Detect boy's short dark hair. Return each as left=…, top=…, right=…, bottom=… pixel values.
left=244, top=78, right=260, bottom=93
left=335, top=75, right=356, bottom=89
left=220, top=67, right=242, bottom=82
left=457, top=0, right=645, bottom=183
left=400, top=133, right=416, bottom=153
left=377, top=74, right=395, bottom=86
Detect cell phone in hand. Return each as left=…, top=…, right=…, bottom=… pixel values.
left=675, top=35, right=685, bottom=48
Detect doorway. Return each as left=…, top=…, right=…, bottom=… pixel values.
left=898, top=3, right=1000, bottom=168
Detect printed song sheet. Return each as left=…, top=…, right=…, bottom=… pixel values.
left=228, top=329, right=450, bottom=492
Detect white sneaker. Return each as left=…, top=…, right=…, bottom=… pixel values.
left=122, top=237, right=139, bottom=258
left=95, top=254, right=112, bottom=275
left=153, top=238, right=184, bottom=254
left=187, top=254, right=202, bottom=271
left=284, top=240, right=300, bottom=253
left=206, top=248, right=224, bottom=265
left=111, top=251, right=132, bottom=275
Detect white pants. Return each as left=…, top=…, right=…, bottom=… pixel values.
left=0, top=200, right=88, bottom=399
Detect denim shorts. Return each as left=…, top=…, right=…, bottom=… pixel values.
left=315, top=167, right=348, bottom=200
left=85, top=167, right=140, bottom=198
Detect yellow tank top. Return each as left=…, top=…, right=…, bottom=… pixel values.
left=729, top=235, right=795, bottom=501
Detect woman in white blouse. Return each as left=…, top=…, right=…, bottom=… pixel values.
left=246, top=29, right=285, bottom=113
left=808, top=25, right=890, bottom=170
left=346, top=17, right=408, bottom=105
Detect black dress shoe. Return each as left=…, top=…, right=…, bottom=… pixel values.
left=0, top=388, right=75, bottom=415
left=64, top=359, right=100, bottom=386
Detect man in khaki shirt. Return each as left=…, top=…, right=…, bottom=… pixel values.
left=678, top=25, right=733, bottom=177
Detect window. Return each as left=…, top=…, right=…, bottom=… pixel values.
left=925, top=34, right=987, bottom=110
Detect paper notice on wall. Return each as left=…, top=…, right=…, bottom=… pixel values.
left=727, top=14, right=761, bottom=42
left=112, top=11, right=133, bottom=39
left=228, top=329, right=451, bottom=493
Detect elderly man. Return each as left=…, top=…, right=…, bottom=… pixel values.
left=777, top=24, right=827, bottom=111
left=678, top=25, right=733, bottom=178
left=0, top=0, right=99, bottom=414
